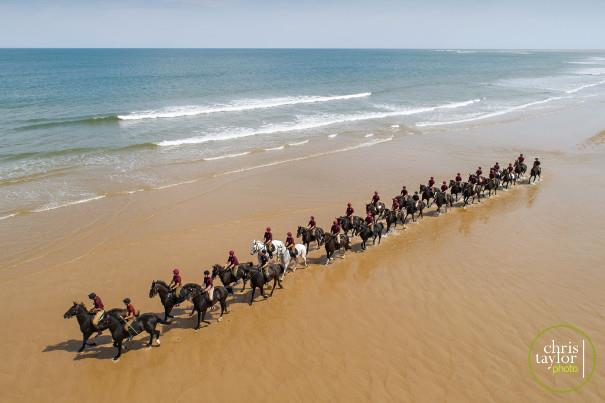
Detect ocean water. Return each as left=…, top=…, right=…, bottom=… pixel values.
left=1, top=49, right=605, bottom=219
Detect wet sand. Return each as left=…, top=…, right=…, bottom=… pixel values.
left=1, top=100, right=605, bottom=402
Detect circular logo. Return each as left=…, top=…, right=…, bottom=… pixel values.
left=528, top=324, right=596, bottom=393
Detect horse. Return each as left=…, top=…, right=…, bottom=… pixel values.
left=250, top=240, right=290, bottom=278
left=148, top=280, right=197, bottom=321
left=324, top=233, right=351, bottom=264
left=384, top=209, right=399, bottom=233
left=63, top=302, right=126, bottom=353
left=366, top=202, right=386, bottom=218
left=97, top=312, right=167, bottom=361
left=186, top=284, right=231, bottom=330
left=212, top=262, right=254, bottom=292
left=419, top=185, right=435, bottom=208
left=449, top=180, right=463, bottom=202
left=529, top=165, right=541, bottom=183
left=337, top=216, right=356, bottom=236
left=462, top=182, right=478, bottom=206
left=403, top=199, right=424, bottom=223
left=501, top=171, right=514, bottom=189
left=356, top=223, right=384, bottom=250
left=244, top=263, right=285, bottom=304
left=483, top=178, right=499, bottom=197
left=434, top=191, right=453, bottom=214
left=514, top=160, right=527, bottom=178
left=296, top=226, right=324, bottom=251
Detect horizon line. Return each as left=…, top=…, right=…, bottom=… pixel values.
left=1, top=47, right=605, bottom=51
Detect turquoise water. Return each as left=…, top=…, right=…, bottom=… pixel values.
left=1, top=49, right=605, bottom=217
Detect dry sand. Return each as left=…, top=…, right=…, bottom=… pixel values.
left=1, top=100, right=605, bottom=402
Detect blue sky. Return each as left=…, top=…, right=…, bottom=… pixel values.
left=1, top=0, right=604, bottom=48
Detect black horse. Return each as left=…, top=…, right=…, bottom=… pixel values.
left=186, top=284, right=231, bottom=329
left=63, top=302, right=125, bottom=353
left=212, top=263, right=254, bottom=292
left=356, top=223, right=384, bottom=250
left=366, top=202, right=386, bottom=218
left=244, top=263, right=285, bottom=304
left=483, top=178, right=499, bottom=197
left=462, top=182, right=479, bottom=206
left=449, top=180, right=463, bottom=202
left=148, top=280, right=197, bottom=321
left=97, top=312, right=167, bottom=361
left=514, top=160, right=527, bottom=178
left=501, top=171, right=514, bottom=189
left=296, top=226, right=325, bottom=251
left=324, top=233, right=351, bottom=264
left=403, top=199, right=424, bottom=223
left=529, top=165, right=541, bottom=183
left=419, top=185, right=435, bottom=208
left=434, top=191, right=453, bottom=213
left=384, top=209, right=399, bottom=233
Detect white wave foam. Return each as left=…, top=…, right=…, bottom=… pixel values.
left=32, top=195, right=106, bottom=213
left=157, top=99, right=480, bottom=147
left=288, top=140, right=309, bottom=146
left=118, top=92, right=372, bottom=121
left=573, top=68, right=605, bottom=76
left=364, top=133, right=374, bottom=138
left=416, top=97, right=564, bottom=127
left=390, top=124, right=400, bottom=128
left=153, top=179, right=198, bottom=190
left=217, top=136, right=394, bottom=177
left=203, top=151, right=250, bottom=161
left=126, top=188, right=146, bottom=194
left=328, top=133, right=339, bottom=138
left=568, top=61, right=602, bottom=65
left=0, top=213, right=18, bottom=221
left=264, top=145, right=285, bottom=151
left=565, top=80, right=605, bottom=94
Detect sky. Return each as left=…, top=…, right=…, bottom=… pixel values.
left=1, top=0, right=604, bottom=48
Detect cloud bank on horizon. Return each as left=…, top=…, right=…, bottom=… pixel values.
left=1, top=0, right=604, bottom=48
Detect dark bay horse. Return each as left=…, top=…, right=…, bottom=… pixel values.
left=384, top=209, right=399, bottom=233
left=449, top=180, right=463, bottom=202
left=356, top=223, right=384, bottom=250
left=149, top=280, right=197, bottom=321
left=434, top=191, right=453, bottom=213
left=366, top=202, right=386, bottom=218
left=338, top=216, right=363, bottom=236
left=324, top=233, right=351, bottom=264
left=296, top=226, right=325, bottom=251
left=64, top=302, right=125, bottom=353
left=403, top=199, right=424, bottom=223
left=419, top=185, right=435, bottom=208
left=212, top=263, right=254, bottom=292
left=244, top=263, right=284, bottom=304
left=462, top=182, right=479, bottom=206
left=97, top=312, right=167, bottom=361
left=186, top=284, right=231, bottom=329
left=529, top=165, right=541, bottom=183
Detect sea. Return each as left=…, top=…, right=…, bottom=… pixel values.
left=1, top=49, right=605, bottom=220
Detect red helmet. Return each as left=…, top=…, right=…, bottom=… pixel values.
left=520, top=153, right=524, bottom=156
left=287, top=231, right=292, bottom=236
left=229, top=250, right=234, bottom=256
left=333, top=220, right=337, bottom=225
left=478, top=166, right=482, bottom=169
left=443, top=181, right=446, bottom=184
left=430, top=176, right=434, bottom=179
left=496, top=162, right=499, bottom=164
left=266, top=227, right=271, bottom=232
left=457, top=173, right=460, bottom=175
left=347, top=202, right=352, bottom=207
left=374, top=191, right=378, bottom=195
left=402, top=185, right=406, bottom=188
left=310, top=216, right=314, bottom=219
left=173, top=268, right=179, bottom=274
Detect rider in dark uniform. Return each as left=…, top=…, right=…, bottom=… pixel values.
left=263, top=227, right=273, bottom=258
left=346, top=203, right=354, bottom=226
left=455, top=173, right=462, bottom=183
left=489, top=169, right=495, bottom=179
left=365, top=213, right=374, bottom=227
left=226, top=250, right=239, bottom=276
left=401, top=186, right=408, bottom=198
left=476, top=166, right=483, bottom=178
left=391, top=198, right=400, bottom=211
left=258, top=249, right=270, bottom=279
left=412, top=191, right=420, bottom=208
left=493, top=162, right=500, bottom=173
left=507, top=163, right=514, bottom=173
left=285, top=231, right=296, bottom=257
left=331, top=220, right=341, bottom=244
left=371, top=191, right=380, bottom=207
left=518, top=154, right=525, bottom=164
left=440, top=181, right=448, bottom=193
left=428, top=177, right=435, bottom=190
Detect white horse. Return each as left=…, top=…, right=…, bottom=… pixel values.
left=249, top=240, right=307, bottom=274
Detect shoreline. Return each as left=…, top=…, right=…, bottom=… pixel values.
left=1, top=99, right=605, bottom=402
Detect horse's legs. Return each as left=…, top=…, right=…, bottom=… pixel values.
left=201, top=308, right=210, bottom=325
left=249, top=287, right=256, bottom=305
left=113, top=340, right=123, bottom=361
left=78, top=333, right=90, bottom=353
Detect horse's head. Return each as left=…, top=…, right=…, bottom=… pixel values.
left=149, top=280, right=158, bottom=298
left=250, top=241, right=260, bottom=255
left=64, top=301, right=83, bottom=319
left=212, top=264, right=222, bottom=278
left=296, top=226, right=304, bottom=238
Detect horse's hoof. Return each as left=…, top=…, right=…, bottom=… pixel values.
left=156, top=338, right=161, bottom=345
left=217, top=317, right=223, bottom=322
left=112, top=358, right=120, bottom=363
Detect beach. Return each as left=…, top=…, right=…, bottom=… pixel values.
left=1, top=94, right=605, bottom=402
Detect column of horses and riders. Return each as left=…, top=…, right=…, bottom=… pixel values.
left=64, top=155, right=542, bottom=360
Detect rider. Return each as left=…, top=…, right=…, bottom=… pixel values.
left=226, top=250, right=239, bottom=276
left=518, top=153, right=525, bottom=164
left=365, top=212, right=374, bottom=227
left=371, top=191, right=380, bottom=207
left=258, top=249, right=270, bottom=279
left=455, top=173, right=462, bottom=183
left=346, top=203, right=355, bottom=226
left=122, top=297, right=139, bottom=337
left=412, top=191, right=420, bottom=208
left=476, top=166, right=483, bottom=178
left=440, top=181, right=448, bottom=194
left=428, top=176, right=435, bottom=190
left=285, top=231, right=297, bottom=258
left=391, top=197, right=400, bottom=211
left=202, top=270, right=214, bottom=302
left=307, top=216, right=316, bottom=232
left=263, top=227, right=274, bottom=258
left=507, top=163, right=514, bottom=173
left=169, top=268, right=183, bottom=300
left=493, top=162, right=500, bottom=173
left=88, top=292, right=105, bottom=335
left=401, top=185, right=408, bottom=198
left=331, top=219, right=341, bottom=244
left=489, top=169, right=496, bottom=180
left=533, top=157, right=541, bottom=167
